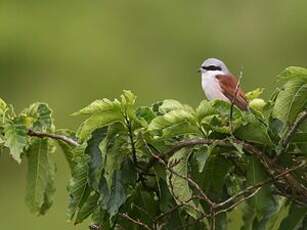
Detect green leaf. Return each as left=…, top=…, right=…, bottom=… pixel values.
left=243, top=158, right=277, bottom=230
left=277, top=66, right=307, bottom=82
left=279, top=203, right=307, bottom=230
left=74, top=191, right=99, bottom=224
left=196, top=100, right=215, bottom=121
left=106, top=159, right=137, bottom=218
left=103, top=124, right=128, bottom=189
left=149, top=110, right=194, bottom=130
left=106, top=170, right=126, bottom=218
left=4, top=117, right=28, bottom=163
left=120, top=90, right=137, bottom=106
left=39, top=143, right=56, bottom=215
left=289, top=132, right=307, bottom=143
left=159, top=99, right=193, bottom=114
left=148, top=110, right=198, bottom=137
left=76, top=112, right=123, bottom=141
left=246, top=88, right=264, bottom=101
left=85, top=127, right=108, bottom=190
left=167, top=148, right=203, bottom=219
left=202, top=152, right=232, bottom=201
left=22, top=103, right=54, bottom=131
left=136, top=106, right=156, bottom=125
left=25, top=139, right=56, bottom=215
left=193, top=145, right=213, bottom=173
left=0, top=97, right=7, bottom=114
left=56, top=129, right=77, bottom=171
left=67, top=145, right=90, bottom=220
left=241, top=203, right=256, bottom=230
left=199, top=100, right=243, bottom=134
left=72, top=98, right=121, bottom=116
left=266, top=199, right=290, bottom=230
left=235, top=114, right=271, bottom=145
left=273, top=78, right=307, bottom=126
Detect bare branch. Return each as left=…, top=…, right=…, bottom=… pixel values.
left=119, top=213, right=152, bottom=230
left=28, top=129, right=79, bottom=146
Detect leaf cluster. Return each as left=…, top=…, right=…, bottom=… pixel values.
left=1, top=67, right=307, bottom=229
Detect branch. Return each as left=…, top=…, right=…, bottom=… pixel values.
left=28, top=129, right=79, bottom=146
left=215, top=160, right=306, bottom=210
left=119, top=213, right=152, bottom=230
left=145, top=142, right=214, bottom=207
left=125, top=117, right=138, bottom=166
left=282, top=110, right=307, bottom=148
left=162, top=138, right=307, bottom=204
left=163, top=138, right=273, bottom=173
left=89, top=224, right=102, bottom=230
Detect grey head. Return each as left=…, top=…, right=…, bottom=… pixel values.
left=200, top=58, right=230, bottom=74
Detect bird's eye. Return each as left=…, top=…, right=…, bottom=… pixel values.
left=202, top=65, right=222, bottom=71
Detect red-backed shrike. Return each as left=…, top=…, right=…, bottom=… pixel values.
left=200, top=58, right=248, bottom=111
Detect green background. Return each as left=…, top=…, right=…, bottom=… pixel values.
left=0, top=1, right=306, bottom=229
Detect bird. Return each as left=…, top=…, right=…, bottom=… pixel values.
left=199, top=58, right=248, bottom=111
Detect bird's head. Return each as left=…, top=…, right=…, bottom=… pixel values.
left=199, top=58, right=230, bottom=74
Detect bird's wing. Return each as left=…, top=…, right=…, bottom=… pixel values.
left=215, top=74, right=248, bottom=110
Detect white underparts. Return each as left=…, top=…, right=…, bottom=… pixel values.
left=201, top=71, right=229, bottom=102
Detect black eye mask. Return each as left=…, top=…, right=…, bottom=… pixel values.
left=201, top=65, right=222, bottom=71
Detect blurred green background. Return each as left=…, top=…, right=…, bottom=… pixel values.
left=0, top=1, right=306, bottom=229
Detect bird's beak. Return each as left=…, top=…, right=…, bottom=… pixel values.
left=197, top=69, right=201, bottom=73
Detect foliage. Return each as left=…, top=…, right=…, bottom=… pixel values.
left=0, top=68, right=307, bottom=229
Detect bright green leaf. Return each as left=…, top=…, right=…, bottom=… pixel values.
left=4, top=117, right=28, bottom=163
left=76, top=112, right=123, bottom=141
left=22, top=103, right=54, bottom=131
left=246, top=88, right=264, bottom=101
left=72, top=98, right=121, bottom=116
left=120, top=90, right=137, bottom=106
left=277, top=66, right=307, bottom=82
left=148, top=109, right=196, bottom=131
left=158, top=99, right=193, bottom=114
left=273, top=75, right=307, bottom=126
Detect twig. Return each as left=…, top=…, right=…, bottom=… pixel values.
left=125, top=117, right=138, bottom=167
left=229, top=68, right=243, bottom=133
left=119, top=213, right=152, bottom=230
left=210, top=207, right=216, bottom=230
left=153, top=196, right=199, bottom=223
left=28, top=129, right=79, bottom=146
left=282, top=110, right=307, bottom=148
left=216, top=188, right=261, bottom=215
left=89, top=224, right=102, bottom=230
left=147, top=144, right=215, bottom=207
left=162, top=138, right=307, bottom=204
left=215, top=161, right=306, bottom=209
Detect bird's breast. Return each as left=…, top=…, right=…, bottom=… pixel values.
left=201, top=72, right=229, bottom=101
